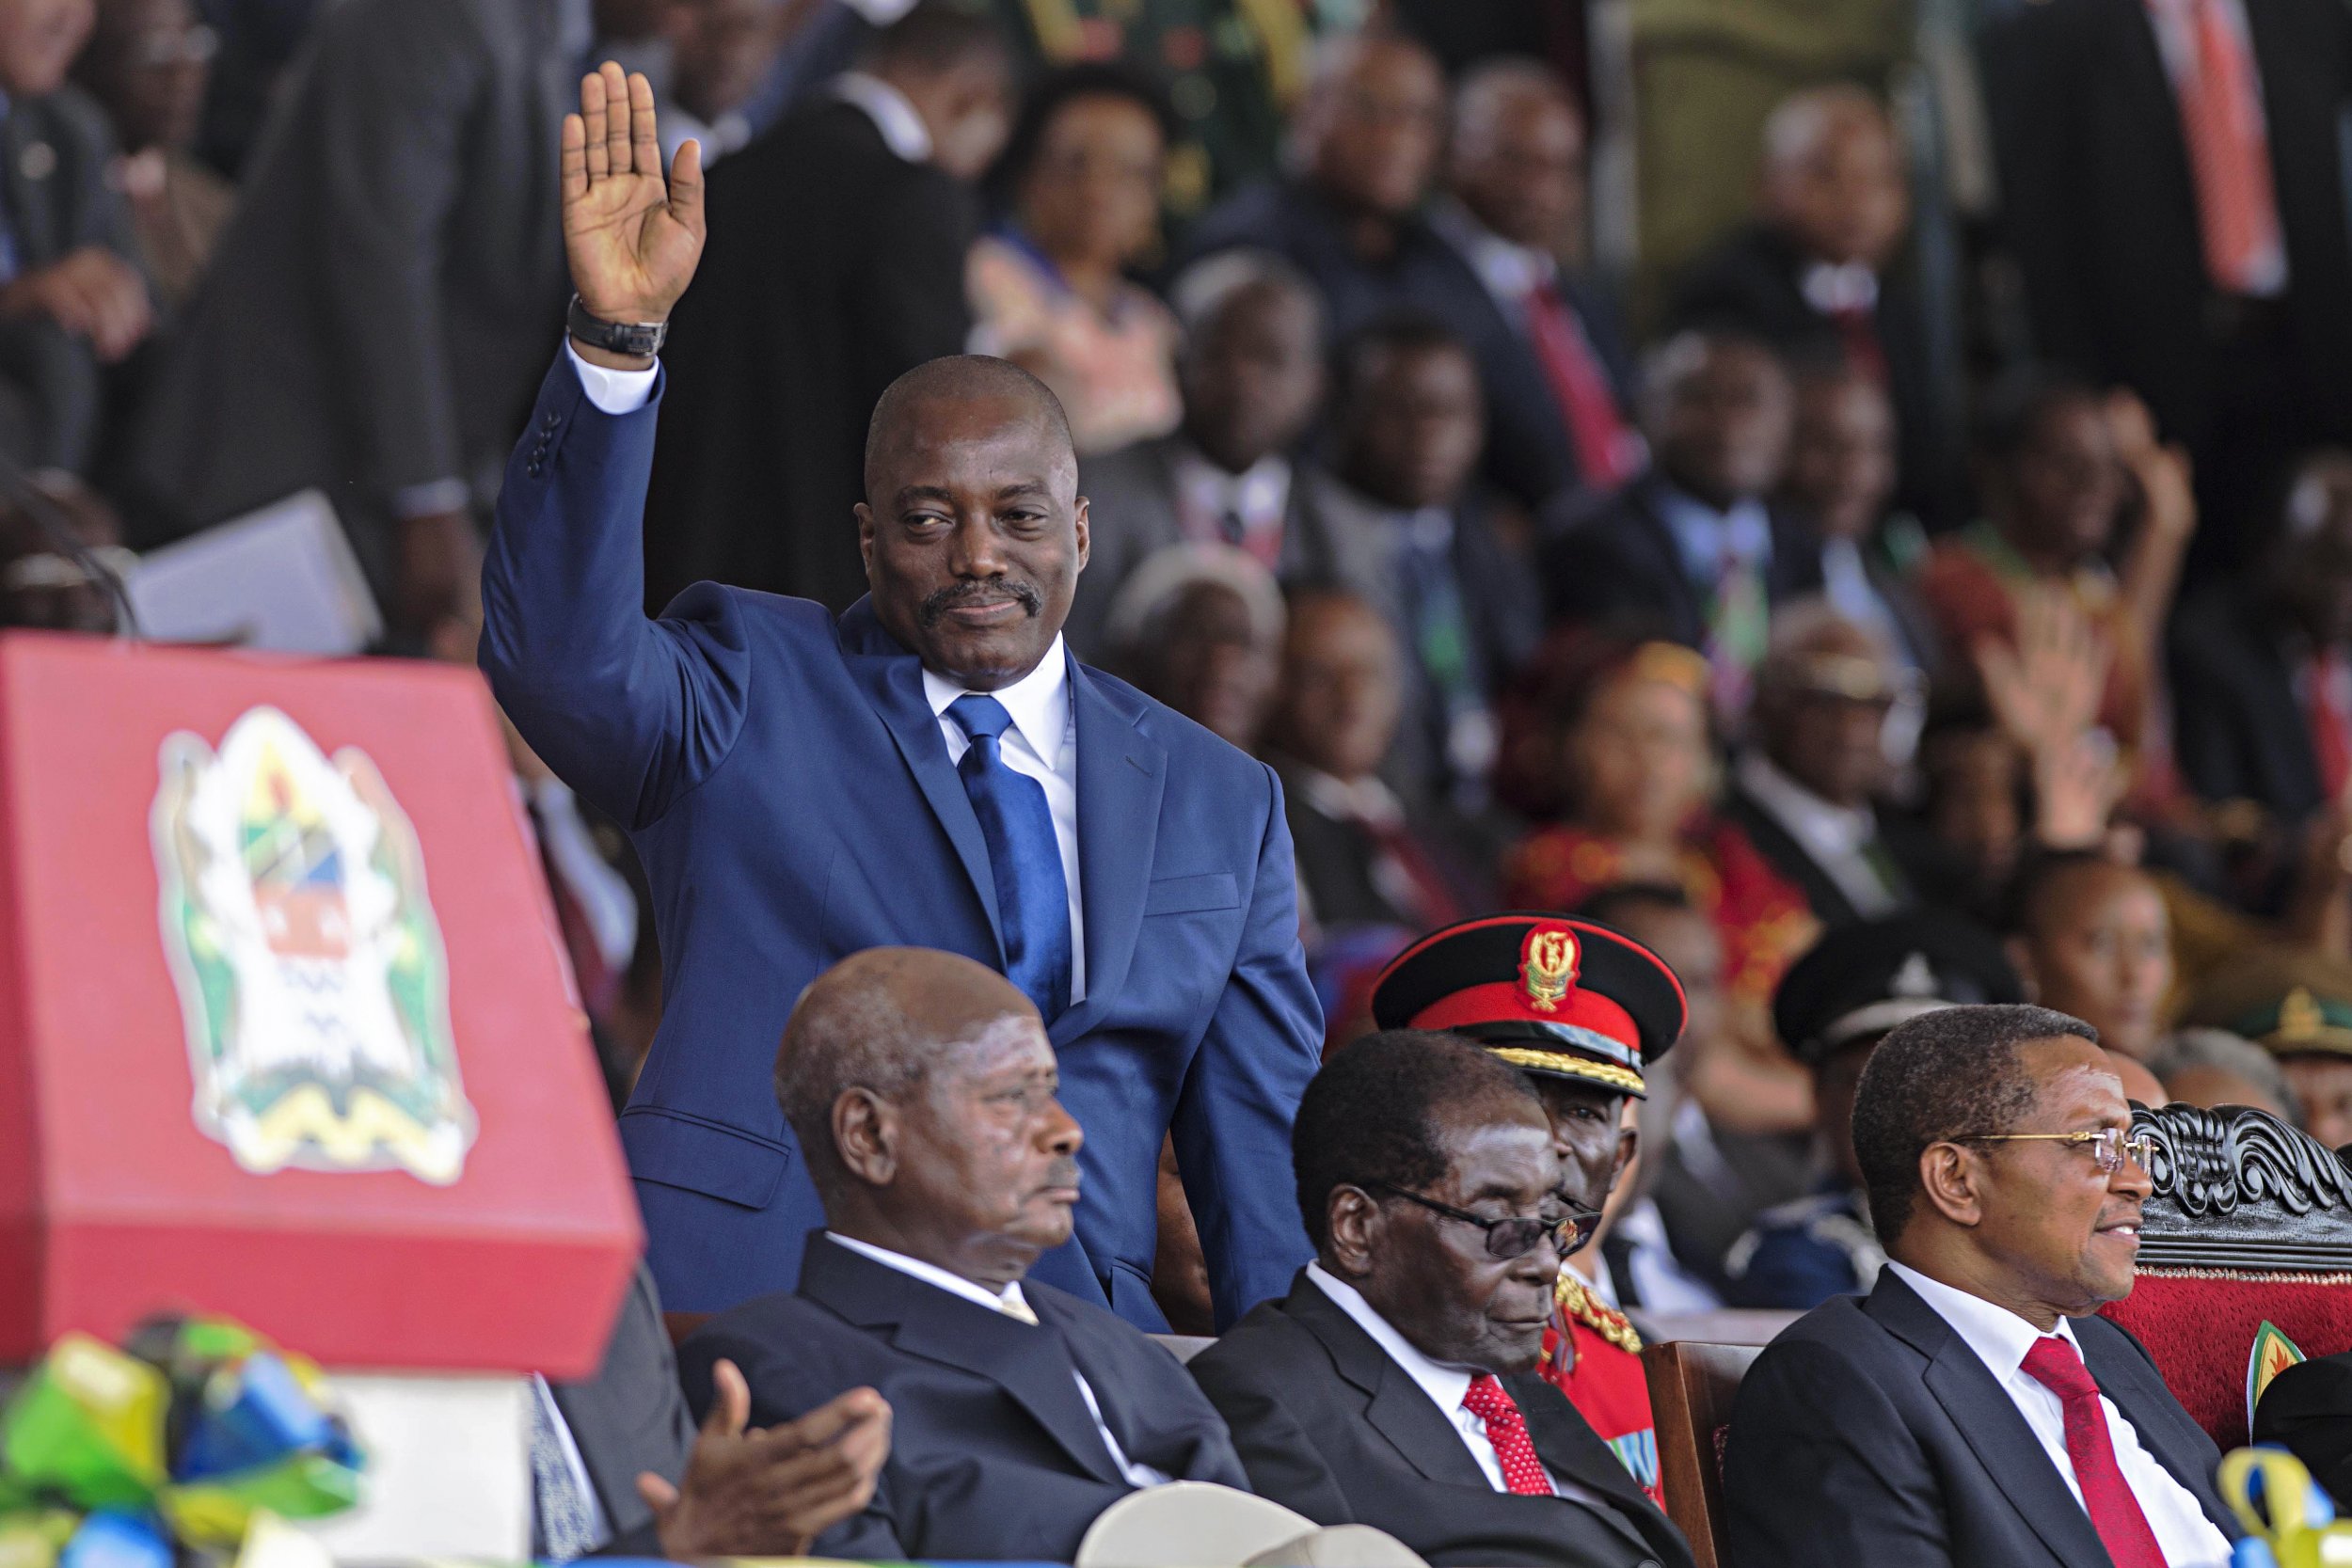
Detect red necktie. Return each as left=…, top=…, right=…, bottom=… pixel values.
left=1831, top=304, right=1889, bottom=387
left=1463, top=1373, right=1552, bottom=1497
left=2166, top=0, right=2283, bottom=293
left=532, top=804, right=617, bottom=1016
left=2311, top=652, right=2352, bottom=800
left=2019, top=1337, right=2168, bottom=1568
left=1525, top=280, right=1637, bottom=489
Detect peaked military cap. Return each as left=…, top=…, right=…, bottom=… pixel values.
left=1772, top=911, right=2023, bottom=1067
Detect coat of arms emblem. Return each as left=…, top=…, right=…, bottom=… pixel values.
left=151, top=705, right=475, bottom=1183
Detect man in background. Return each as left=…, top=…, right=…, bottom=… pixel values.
left=642, top=1, right=1010, bottom=611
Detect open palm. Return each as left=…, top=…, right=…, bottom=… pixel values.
left=563, top=63, right=705, bottom=325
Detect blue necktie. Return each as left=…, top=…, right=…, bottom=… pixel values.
left=949, top=695, right=1073, bottom=1020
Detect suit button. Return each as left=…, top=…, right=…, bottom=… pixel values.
left=543, top=411, right=560, bottom=429
left=525, top=462, right=542, bottom=479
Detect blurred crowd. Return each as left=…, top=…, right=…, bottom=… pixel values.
left=7, top=0, right=2352, bottom=1322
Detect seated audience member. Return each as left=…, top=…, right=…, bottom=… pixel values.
left=1668, top=86, right=1953, bottom=528
left=1778, top=359, right=1938, bottom=675
left=656, top=0, right=789, bottom=166
left=1101, top=544, right=1284, bottom=752
left=1065, top=252, right=1331, bottom=657
left=1176, top=33, right=1450, bottom=345
left=679, top=948, right=1252, bottom=1561
left=1368, top=914, right=1688, bottom=1507
left=536, top=1266, right=890, bottom=1560
left=1502, top=631, right=1814, bottom=1106
left=1540, top=332, right=1820, bottom=718
left=2170, top=449, right=2352, bottom=833
left=969, top=64, right=1180, bottom=456
left=2254, top=1352, right=2352, bottom=1507
left=1724, top=1004, right=2239, bottom=1568
left=1429, top=58, right=1641, bottom=504
left=0, top=0, right=150, bottom=474
left=2004, top=851, right=2173, bottom=1065
left=1320, top=311, right=1542, bottom=807
left=2228, top=973, right=2352, bottom=1148
left=2146, top=1028, right=2298, bottom=1122
left=1918, top=372, right=2196, bottom=761
left=1266, top=587, right=1476, bottom=938
left=1723, top=911, right=2024, bottom=1310
left=0, top=469, right=130, bottom=632
left=72, top=0, right=231, bottom=311
left=1189, top=1030, right=1698, bottom=1568
left=1724, top=610, right=1940, bottom=926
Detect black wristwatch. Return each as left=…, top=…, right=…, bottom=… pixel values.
left=566, top=293, right=668, bottom=358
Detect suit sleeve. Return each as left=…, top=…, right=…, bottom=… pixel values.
left=479, top=351, right=755, bottom=830
left=1187, top=1353, right=1359, bottom=1525
left=294, top=0, right=484, bottom=497
left=1721, top=1339, right=1953, bottom=1568
left=1171, top=765, right=1322, bottom=1329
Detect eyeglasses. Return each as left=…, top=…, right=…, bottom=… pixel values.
left=1368, top=1182, right=1602, bottom=1259
left=1953, top=1127, right=2155, bottom=1175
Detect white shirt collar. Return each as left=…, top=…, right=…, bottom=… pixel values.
left=1737, top=748, right=1875, bottom=856
left=826, top=1231, right=1033, bottom=1317
left=1885, top=1259, right=2082, bottom=1382
left=1172, top=444, right=1293, bottom=532
left=1307, top=1261, right=1475, bottom=1418
left=1428, top=197, right=1556, bottom=306
left=1801, top=260, right=1880, bottom=315
left=834, top=71, right=932, bottom=163
left=922, top=635, right=1073, bottom=772
left=1288, top=763, right=1406, bottom=831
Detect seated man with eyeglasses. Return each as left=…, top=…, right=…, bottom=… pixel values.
left=1722, top=1004, right=2240, bottom=1568
left=1187, top=1027, right=1697, bottom=1568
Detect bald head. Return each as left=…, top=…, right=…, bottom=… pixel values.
left=775, top=947, right=1040, bottom=1194
left=1757, top=85, right=1906, bottom=269
left=864, top=355, right=1074, bottom=507
left=1448, top=58, right=1584, bottom=251
left=1295, top=32, right=1445, bottom=218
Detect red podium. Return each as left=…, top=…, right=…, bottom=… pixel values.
left=0, top=633, right=640, bottom=1379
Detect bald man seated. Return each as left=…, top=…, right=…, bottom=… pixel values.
left=480, top=67, right=1320, bottom=1327
left=675, top=948, right=1252, bottom=1561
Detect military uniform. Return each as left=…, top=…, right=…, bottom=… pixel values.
left=1370, top=914, right=1687, bottom=1505
left=1721, top=1181, right=1885, bottom=1310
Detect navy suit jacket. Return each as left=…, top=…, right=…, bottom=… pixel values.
left=480, top=352, right=1321, bottom=1327
left=1540, top=475, right=1825, bottom=643
left=677, top=1233, right=1250, bottom=1562
left=1722, top=1268, right=2237, bottom=1568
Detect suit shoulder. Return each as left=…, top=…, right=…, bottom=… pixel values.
left=1189, top=1298, right=1324, bottom=1386
left=1085, top=667, right=1279, bottom=796
left=23, top=85, right=116, bottom=160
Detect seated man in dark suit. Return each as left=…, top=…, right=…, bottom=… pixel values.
left=1189, top=1029, right=1697, bottom=1568
left=1724, top=1003, right=2239, bottom=1568
left=678, top=946, right=1250, bottom=1561
left=1066, top=252, right=1343, bottom=659
left=1541, top=331, right=1820, bottom=718
left=2255, top=1350, right=2352, bottom=1505
left=1668, top=86, right=1955, bottom=528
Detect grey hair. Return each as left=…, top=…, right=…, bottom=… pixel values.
left=1103, top=542, right=1286, bottom=657
left=1168, top=249, right=1325, bottom=342
left=2148, top=1028, right=2303, bottom=1126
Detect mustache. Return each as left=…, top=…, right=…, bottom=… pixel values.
left=920, top=578, right=1042, bottom=626
left=1037, top=1157, right=1082, bottom=1192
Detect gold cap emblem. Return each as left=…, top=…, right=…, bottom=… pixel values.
left=2280, top=987, right=2326, bottom=1044
left=1520, top=926, right=1581, bottom=1013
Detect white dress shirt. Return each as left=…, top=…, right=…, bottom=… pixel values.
left=2140, top=0, right=2286, bottom=294
left=832, top=71, right=932, bottom=163
left=564, top=344, right=1086, bottom=1001
left=1884, top=1263, right=2232, bottom=1568
left=1304, top=1263, right=1577, bottom=1498
left=922, top=645, right=1086, bottom=1001
left=1734, top=750, right=1902, bottom=918
left=1800, top=260, right=1881, bottom=316
left=1170, top=444, right=1292, bottom=559
left=825, top=1233, right=1167, bottom=1486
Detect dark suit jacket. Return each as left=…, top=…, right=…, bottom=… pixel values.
left=2169, top=580, right=2326, bottom=824
left=550, top=1263, right=697, bottom=1557
left=1668, top=223, right=1957, bottom=529
left=677, top=1234, right=1250, bottom=1562
left=1720, top=776, right=1962, bottom=930
left=1190, top=1272, right=1697, bottom=1568
left=1983, top=0, right=2352, bottom=454
left=1539, top=476, right=1824, bottom=644
left=127, top=0, right=576, bottom=576
left=0, top=86, right=135, bottom=475
left=481, top=353, right=1321, bottom=1328
left=1723, top=1268, right=2238, bottom=1568
left=643, top=101, right=975, bottom=612
left=2254, top=1350, right=2352, bottom=1505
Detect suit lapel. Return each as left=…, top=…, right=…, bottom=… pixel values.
left=1286, top=1278, right=1496, bottom=1488
left=1515, top=1372, right=1666, bottom=1532
left=1869, top=1274, right=2113, bottom=1568
left=2079, top=1322, right=2239, bottom=1539
left=836, top=598, right=1005, bottom=950
left=1052, top=657, right=1165, bottom=1043
left=1623, top=483, right=1708, bottom=641
left=798, top=1236, right=1127, bottom=1487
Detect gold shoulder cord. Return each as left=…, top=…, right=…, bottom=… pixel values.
left=1555, top=1272, right=1644, bottom=1354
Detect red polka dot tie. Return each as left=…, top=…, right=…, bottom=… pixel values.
left=1464, top=1373, right=1552, bottom=1497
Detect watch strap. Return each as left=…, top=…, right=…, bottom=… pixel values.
left=566, top=294, right=668, bottom=358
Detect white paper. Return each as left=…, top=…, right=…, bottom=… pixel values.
left=127, top=490, right=383, bottom=654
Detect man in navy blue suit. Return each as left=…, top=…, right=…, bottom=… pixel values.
left=479, top=63, right=1321, bottom=1328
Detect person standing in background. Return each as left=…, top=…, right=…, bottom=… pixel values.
left=642, top=1, right=1010, bottom=612
left=72, top=0, right=228, bottom=311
